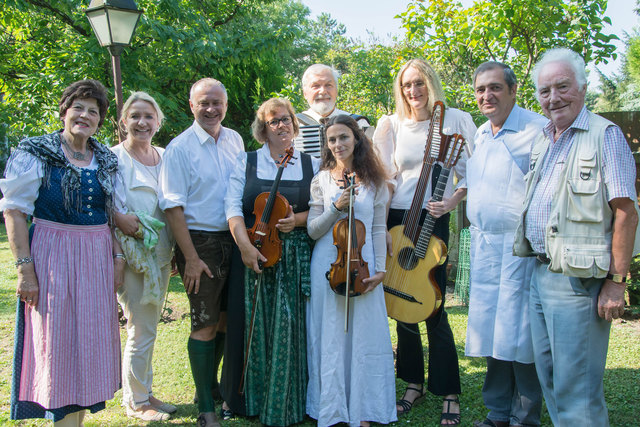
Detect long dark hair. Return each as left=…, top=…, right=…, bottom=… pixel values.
left=320, top=114, right=386, bottom=188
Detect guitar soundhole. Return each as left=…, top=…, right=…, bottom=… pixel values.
left=398, top=247, right=419, bottom=270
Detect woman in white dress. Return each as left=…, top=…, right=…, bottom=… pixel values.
left=112, top=92, right=176, bottom=421
left=306, top=114, right=396, bottom=427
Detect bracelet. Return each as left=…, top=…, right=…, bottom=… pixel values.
left=330, top=202, right=342, bottom=213
left=15, top=256, right=34, bottom=268
left=114, top=253, right=126, bottom=261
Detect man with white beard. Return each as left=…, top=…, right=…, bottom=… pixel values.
left=294, top=63, right=372, bottom=157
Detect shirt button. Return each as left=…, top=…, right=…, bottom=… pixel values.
left=87, top=204, right=91, bottom=209
left=88, top=212, right=93, bottom=216
left=89, top=188, right=93, bottom=192
left=88, top=179, right=92, bottom=184
left=86, top=172, right=90, bottom=176
left=88, top=196, right=93, bottom=200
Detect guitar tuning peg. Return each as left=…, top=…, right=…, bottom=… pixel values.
left=289, top=161, right=296, bottom=165
left=292, top=155, right=298, bottom=160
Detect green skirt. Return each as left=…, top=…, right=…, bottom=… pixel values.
left=244, top=228, right=312, bottom=426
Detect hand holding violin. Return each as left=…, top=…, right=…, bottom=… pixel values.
left=334, top=183, right=359, bottom=211
left=275, top=206, right=296, bottom=233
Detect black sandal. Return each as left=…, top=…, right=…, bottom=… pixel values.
left=440, top=395, right=460, bottom=426
left=396, top=384, right=427, bottom=416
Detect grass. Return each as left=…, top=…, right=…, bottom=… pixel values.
left=0, top=224, right=639, bottom=426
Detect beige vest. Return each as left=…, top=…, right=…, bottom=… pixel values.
left=514, top=112, right=640, bottom=278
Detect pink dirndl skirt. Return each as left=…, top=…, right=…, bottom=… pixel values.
left=19, top=218, right=121, bottom=409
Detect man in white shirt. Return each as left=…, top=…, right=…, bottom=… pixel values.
left=294, top=64, right=371, bottom=156
left=465, top=62, right=547, bottom=427
left=159, top=78, right=244, bottom=427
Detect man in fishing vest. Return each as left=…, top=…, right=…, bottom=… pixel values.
left=464, top=62, right=547, bottom=427
left=513, top=48, right=640, bottom=426
left=159, top=78, right=244, bottom=427
left=294, top=63, right=372, bottom=157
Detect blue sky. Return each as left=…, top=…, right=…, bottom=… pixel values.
left=300, top=0, right=638, bottom=85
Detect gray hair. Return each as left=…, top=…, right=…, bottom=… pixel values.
left=473, top=61, right=517, bottom=90
left=190, top=78, right=227, bottom=101
left=301, top=64, right=340, bottom=90
left=531, top=48, right=587, bottom=92
left=121, top=91, right=165, bottom=128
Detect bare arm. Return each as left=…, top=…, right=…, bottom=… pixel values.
left=4, top=209, right=39, bottom=307
left=112, top=231, right=125, bottom=291
left=228, top=215, right=265, bottom=273
left=114, top=211, right=140, bottom=237
left=164, top=206, right=212, bottom=294
left=598, top=197, right=639, bottom=321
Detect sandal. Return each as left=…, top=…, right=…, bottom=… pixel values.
left=396, top=384, right=427, bottom=416
left=440, top=395, right=460, bottom=426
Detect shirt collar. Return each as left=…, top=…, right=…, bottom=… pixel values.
left=480, top=104, right=521, bottom=138
left=192, top=120, right=223, bottom=145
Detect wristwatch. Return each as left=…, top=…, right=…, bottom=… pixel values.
left=606, top=273, right=626, bottom=284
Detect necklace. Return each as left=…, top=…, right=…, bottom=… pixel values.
left=61, top=138, right=91, bottom=161
left=124, top=143, right=160, bottom=182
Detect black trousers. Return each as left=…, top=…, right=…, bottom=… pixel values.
left=388, top=209, right=461, bottom=396
left=219, top=245, right=247, bottom=415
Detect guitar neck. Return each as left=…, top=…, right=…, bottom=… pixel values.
left=414, top=167, right=451, bottom=258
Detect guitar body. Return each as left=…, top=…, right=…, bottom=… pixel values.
left=384, top=224, right=446, bottom=323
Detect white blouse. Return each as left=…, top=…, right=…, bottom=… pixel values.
left=373, top=108, right=476, bottom=210
left=224, top=143, right=320, bottom=220
left=0, top=150, right=116, bottom=215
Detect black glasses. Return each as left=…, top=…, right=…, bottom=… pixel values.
left=266, top=116, right=292, bottom=128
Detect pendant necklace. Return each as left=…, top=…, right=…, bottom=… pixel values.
left=125, top=144, right=160, bottom=182
left=61, top=137, right=91, bottom=161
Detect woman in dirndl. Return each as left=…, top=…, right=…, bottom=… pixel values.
left=1, top=79, right=123, bottom=426
left=224, top=97, right=319, bottom=426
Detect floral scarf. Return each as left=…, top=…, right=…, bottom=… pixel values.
left=12, top=130, right=119, bottom=219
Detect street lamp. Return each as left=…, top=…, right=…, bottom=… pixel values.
left=85, top=0, right=142, bottom=141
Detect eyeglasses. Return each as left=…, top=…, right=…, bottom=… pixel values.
left=266, top=116, right=292, bottom=128
left=401, top=80, right=426, bottom=91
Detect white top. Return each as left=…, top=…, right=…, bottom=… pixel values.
left=158, top=121, right=244, bottom=231
left=372, top=109, right=476, bottom=210
left=0, top=150, right=104, bottom=215
left=224, top=143, right=320, bottom=220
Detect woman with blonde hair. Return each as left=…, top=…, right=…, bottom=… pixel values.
left=223, top=97, right=319, bottom=425
left=373, top=59, right=477, bottom=426
left=112, top=91, right=176, bottom=421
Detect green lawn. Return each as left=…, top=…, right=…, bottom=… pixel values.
left=0, top=224, right=638, bottom=426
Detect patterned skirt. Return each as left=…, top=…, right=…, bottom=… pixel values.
left=11, top=218, right=121, bottom=421
left=244, top=228, right=312, bottom=426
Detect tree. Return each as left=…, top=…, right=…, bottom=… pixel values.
left=0, top=0, right=320, bottom=149
left=399, top=0, right=619, bottom=117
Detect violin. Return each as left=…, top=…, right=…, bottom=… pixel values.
left=246, top=146, right=295, bottom=268
left=326, top=170, right=370, bottom=332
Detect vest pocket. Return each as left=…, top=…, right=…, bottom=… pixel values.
left=561, top=245, right=609, bottom=278
left=566, top=178, right=603, bottom=222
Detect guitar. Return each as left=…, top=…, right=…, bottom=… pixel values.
left=383, top=102, right=466, bottom=323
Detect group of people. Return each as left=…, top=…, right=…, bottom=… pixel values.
left=1, top=47, right=637, bottom=427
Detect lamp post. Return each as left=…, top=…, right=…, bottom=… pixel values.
left=85, top=0, right=142, bottom=141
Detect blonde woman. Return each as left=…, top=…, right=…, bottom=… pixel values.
left=113, top=92, right=175, bottom=421
left=373, top=59, right=476, bottom=426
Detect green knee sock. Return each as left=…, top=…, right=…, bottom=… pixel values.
left=213, top=332, right=225, bottom=389
left=188, top=337, right=216, bottom=413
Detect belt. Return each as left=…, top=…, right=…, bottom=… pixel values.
left=536, top=254, right=551, bottom=264
left=189, top=229, right=230, bottom=236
